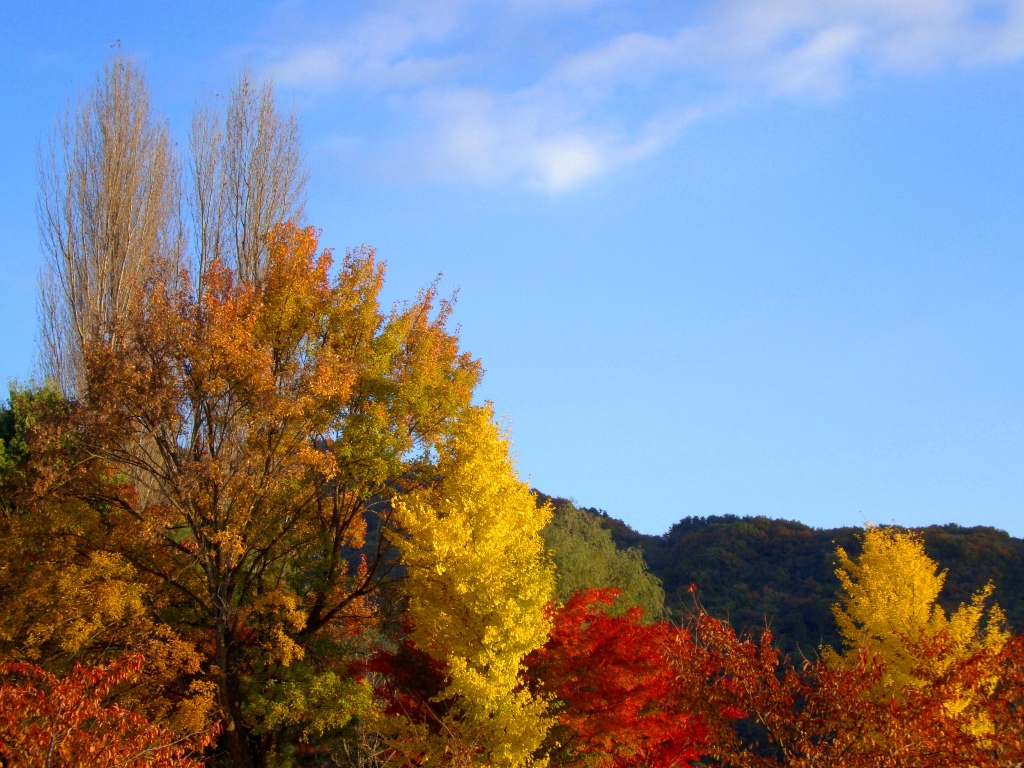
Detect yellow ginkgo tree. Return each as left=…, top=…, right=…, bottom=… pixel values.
left=826, top=525, right=1008, bottom=695
left=383, top=405, right=555, bottom=768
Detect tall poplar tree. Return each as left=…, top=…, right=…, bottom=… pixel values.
left=37, top=55, right=306, bottom=397
left=37, top=55, right=181, bottom=397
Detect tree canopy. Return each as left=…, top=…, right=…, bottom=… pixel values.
left=827, top=525, right=1008, bottom=692
left=539, top=496, right=665, bottom=620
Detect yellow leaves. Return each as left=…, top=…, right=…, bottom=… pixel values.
left=250, top=591, right=308, bottom=668
left=244, top=672, right=372, bottom=744
left=7, top=550, right=147, bottom=658
left=828, top=525, right=1007, bottom=695
left=388, top=405, right=554, bottom=768
left=209, top=529, right=247, bottom=565
left=832, top=527, right=946, bottom=665
left=172, top=679, right=219, bottom=736
left=947, top=582, right=1010, bottom=654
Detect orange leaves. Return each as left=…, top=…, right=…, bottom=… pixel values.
left=260, top=226, right=343, bottom=375
left=0, top=655, right=218, bottom=768
left=84, top=221, right=391, bottom=562
left=985, top=634, right=1024, bottom=763
left=192, top=257, right=266, bottom=400
left=65, top=219, right=483, bottom=761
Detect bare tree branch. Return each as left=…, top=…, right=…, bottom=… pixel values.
left=37, top=54, right=182, bottom=397
left=188, top=68, right=307, bottom=290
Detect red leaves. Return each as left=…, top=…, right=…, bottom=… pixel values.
left=526, top=589, right=708, bottom=768
left=668, top=612, right=1024, bottom=768
left=0, top=654, right=218, bottom=767
left=363, top=635, right=449, bottom=727
left=986, top=634, right=1024, bottom=764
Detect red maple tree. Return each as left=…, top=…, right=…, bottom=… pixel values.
left=526, top=589, right=708, bottom=768
left=0, top=654, right=218, bottom=768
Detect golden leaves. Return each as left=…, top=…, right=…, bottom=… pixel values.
left=249, top=592, right=307, bottom=668
left=828, top=526, right=1008, bottom=695
left=387, top=405, right=554, bottom=768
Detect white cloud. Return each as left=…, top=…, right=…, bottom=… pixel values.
left=271, top=0, right=470, bottom=89
left=409, top=88, right=615, bottom=189
left=274, top=45, right=344, bottom=87
left=763, top=24, right=863, bottom=97
left=263, top=0, right=1024, bottom=190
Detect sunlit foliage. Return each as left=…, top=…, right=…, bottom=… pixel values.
left=9, top=51, right=1024, bottom=768
left=827, top=525, right=1009, bottom=692
left=526, top=588, right=706, bottom=767
left=0, top=654, right=217, bottom=767
left=381, top=405, right=554, bottom=768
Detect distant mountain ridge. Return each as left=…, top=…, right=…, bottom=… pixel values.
left=535, top=493, right=1024, bottom=656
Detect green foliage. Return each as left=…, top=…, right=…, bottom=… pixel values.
left=538, top=497, right=665, bottom=620
left=0, top=382, right=67, bottom=478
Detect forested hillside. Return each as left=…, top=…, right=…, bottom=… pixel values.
left=539, top=494, right=1024, bottom=655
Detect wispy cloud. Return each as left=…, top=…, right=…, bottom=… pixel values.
left=271, top=0, right=470, bottom=89
left=262, top=0, right=1024, bottom=190
left=397, top=87, right=716, bottom=190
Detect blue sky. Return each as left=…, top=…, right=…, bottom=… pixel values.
left=2, top=1, right=1024, bottom=536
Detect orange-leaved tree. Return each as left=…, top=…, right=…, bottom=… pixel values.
left=0, top=654, right=218, bottom=767
left=73, top=222, right=480, bottom=767
left=0, top=384, right=214, bottom=734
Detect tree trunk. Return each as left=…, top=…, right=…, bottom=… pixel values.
left=217, top=619, right=259, bottom=768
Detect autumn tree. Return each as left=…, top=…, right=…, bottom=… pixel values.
left=525, top=589, right=706, bottom=768
left=826, top=525, right=1008, bottom=693
left=377, top=406, right=554, bottom=768
left=10, top=222, right=478, bottom=767
left=0, top=654, right=217, bottom=768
